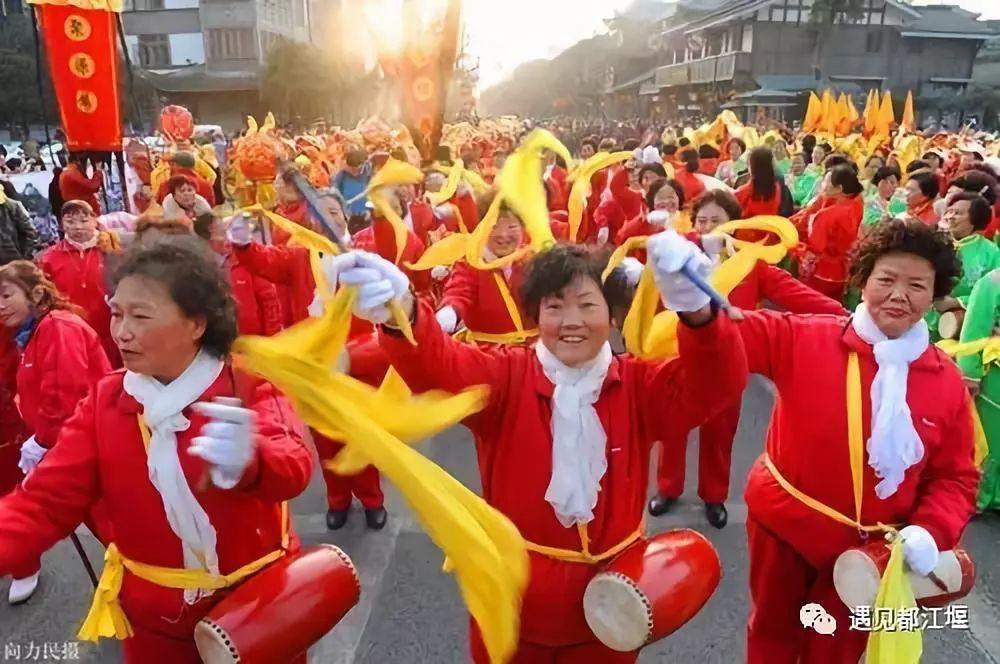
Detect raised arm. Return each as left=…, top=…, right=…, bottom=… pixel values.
left=757, top=263, right=847, bottom=315
left=232, top=241, right=304, bottom=286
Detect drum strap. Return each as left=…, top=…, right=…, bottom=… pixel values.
left=450, top=272, right=540, bottom=346
left=523, top=522, right=645, bottom=565
left=763, top=352, right=895, bottom=536
left=76, top=415, right=290, bottom=643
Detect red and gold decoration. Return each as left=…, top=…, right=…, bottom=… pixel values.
left=160, top=105, right=195, bottom=143
left=28, top=0, right=122, bottom=152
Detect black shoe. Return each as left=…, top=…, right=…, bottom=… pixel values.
left=647, top=494, right=678, bottom=517
left=705, top=502, right=728, bottom=529
left=326, top=509, right=349, bottom=531
left=365, top=507, right=388, bottom=530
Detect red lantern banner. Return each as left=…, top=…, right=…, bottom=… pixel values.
left=34, top=3, right=122, bottom=152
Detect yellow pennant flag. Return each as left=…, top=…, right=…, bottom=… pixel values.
left=863, top=89, right=878, bottom=137
left=803, top=92, right=823, bottom=133
left=875, top=91, right=895, bottom=138
left=901, top=91, right=916, bottom=133
left=234, top=286, right=528, bottom=664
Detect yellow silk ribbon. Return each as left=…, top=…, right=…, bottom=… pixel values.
left=607, top=216, right=799, bottom=360
left=566, top=151, right=633, bottom=242
left=498, top=129, right=569, bottom=254
left=233, top=285, right=528, bottom=664
left=428, top=160, right=464, bottom=207
left=937, top=336, right=997, bottom=466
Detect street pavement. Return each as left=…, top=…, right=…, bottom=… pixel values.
left=2, top=375, right=998, bottom=663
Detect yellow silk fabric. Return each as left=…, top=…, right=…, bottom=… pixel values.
left=566, top=151, right=633, bottom=242
left=233, top=286, right=528, bottom=664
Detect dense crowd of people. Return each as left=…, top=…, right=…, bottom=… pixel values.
left=0, top=110, right=996, bottom=663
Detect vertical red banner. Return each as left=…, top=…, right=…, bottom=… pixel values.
left=36, top=5, right=122, bottom=151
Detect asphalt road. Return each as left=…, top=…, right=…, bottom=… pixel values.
left=2, top=376, right=998, bottom=663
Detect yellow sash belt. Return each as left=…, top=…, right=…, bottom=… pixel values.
left=77, top=417, right=290, bottom=642
left=763, top=352, right=895, bottom=536
left=525, top=522, right=645, bottom=565
left=454, top=271, right=538, bottom=346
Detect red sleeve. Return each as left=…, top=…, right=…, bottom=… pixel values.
left=0, top=389, right=100, bottom=575
left=346, top=334, right=390, bottom=386
left=608, top=166, right=629, bottom=201
left=594, top=198, right=621, bottom=232
left=735, top=184, right=752, bottom=212
left=234, top=381, right=313, bottom=502
left=252, top=275, right=284, bottom=336
left=641, top=312, right=748, bottom=440
left=440, top=261, right=476, bottom=321
left=34, top=322, right=107, bottom=448
left=233, top=242, right=302, bottom=286
left=155, top=180, right=169, bottom=204
left=403, top=232, right=431, bottom=293
left=734, top=309, right=796, bottom=379
left=615, top=214, right=649, bottom=246
left=379, top=298, right=504, bottom=398
left=409, top=201, right=436, bottom=245
left=908, top=388, right=979, bottom=549
left=198, top=180, right=216, bottom=207
left=453, top=192, right=480, bottom=232
left=757, top=264, right=847, bottom=315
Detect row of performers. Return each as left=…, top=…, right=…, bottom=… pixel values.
left=0, top=178, right=988, bottom=663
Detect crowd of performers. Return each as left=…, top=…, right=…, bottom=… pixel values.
left=0, top=110, right=995, bottom=664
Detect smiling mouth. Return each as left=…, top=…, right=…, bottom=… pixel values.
left=559, top=335, right=586, bottom=344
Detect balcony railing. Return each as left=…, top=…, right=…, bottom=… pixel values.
left=654, top=51, right=751, bottom=87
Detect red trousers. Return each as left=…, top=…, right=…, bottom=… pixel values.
left=313, top=431, right=384, bottom=511
left=123, top=627, right=308, bottom=663
left=656, top=403, right=741, bottom=503
left=2, top=433, right=40, bottom=578
left=470, top=619, right=637, bottom=664
left=746, top=517, right=868, bottom=664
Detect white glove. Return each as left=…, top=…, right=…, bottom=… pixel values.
left=435, top=305, right=459, bottom=333
left=596, top=226, right=610, bottom=245
left=338, top=251, right=411, bottom=324
left=621, top=257, right=644, bottom=288
left=899, top=525, right=940, bottom=576
left=227, top=215, right=253, bottom=246
left=318, top=252, right=364, bottom=292
left=648, top=210, right=676, bottom=229
left=646, top=230, right=712, bottom=312
left=700, top=233, right=726, bottom=258
left=431, top=265, right=450, bottom=282
left=17, top=436, right=46, bottom=475
left=190, top=398, right=256, bottom=490
left=433, top=205, right=454, bottom=219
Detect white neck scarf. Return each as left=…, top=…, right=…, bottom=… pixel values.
left=122, top=350, right=225, bottom=603
left=535, top=341, right=613, bottom=527
left=66, top=234, right=98, bottom=252
left=851, top=303, right=929, bottom=499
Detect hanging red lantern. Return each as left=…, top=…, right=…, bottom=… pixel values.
left=160, top=105, right=194, bottom=142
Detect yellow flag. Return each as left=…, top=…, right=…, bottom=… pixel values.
left=901, top=91, right=916, bottom=133
left=875, top=91, right=895, bottom=138
left=863, top=89, right=878, bottom=137
left=820, top=89, right=836, bottom=134
left=865, top=537, right=922, bottom=664
left=803, top=92, right=823, bottom=133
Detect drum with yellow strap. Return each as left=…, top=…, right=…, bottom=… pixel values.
left=78, top=416, right=359, bottom=664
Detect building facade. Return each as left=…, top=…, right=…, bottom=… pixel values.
left=122, top=0, right=313, bottom=129
left=603, top=0, right=999, bottom=124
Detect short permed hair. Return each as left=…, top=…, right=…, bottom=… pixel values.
left=520, top=244, right=629, bottom=322
left=849, top=219, right=960, bottom=299
left=108, top=236, right=237, bottom=358
left=692, top=189, right=742, bottom=221
left=645, top=178, right=686, bottom=211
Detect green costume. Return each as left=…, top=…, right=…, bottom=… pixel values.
left=925, top=234, right=1000, bottom=340
left=956, top=270, right=1000, bottom=511
left=789, top=170, right=821, bottom=208
left=775, top=158, right=791, bottom=178
left=862, top=191, right=906, bottom=227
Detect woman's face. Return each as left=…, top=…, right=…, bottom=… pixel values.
left=773, top=142, right=788, bottom=160
left=396, top=184, right=416, bottom=204
left=0, top=282, right=33, bottom=328
left=175, top=183, right=197, bottom=208
left=791, top=155, right=806, bottom=176
left=640, top=170, right=661, bottom=193
left=322, top=196, right=348, bottom=237
left=62, top=209, right=99, bottom=244
left=812, top=146, right=827, bottom=166
left=487, top=213, right=524, bottom=258
left=821, top=173, right=841, bottom=199
left=694, top=201, right=731, bottom=235
left=943, top=199, right=975, bottom=239
left=861, top=252, right=935, bottom=339
left=580, top=143, right=595, bottom=160
left=538, top=275, right=610, bottom=368
left=729, top=142, right=743, bottom=161
left=110, top=275, right=206, bottom=382
left=653, top=185, right=680, bottom=213
left=905, top=179, right=926, bottom=207
left=877, top=175, right=898, bottom=201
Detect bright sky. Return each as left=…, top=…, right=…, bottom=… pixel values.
left=911, top=0, right=1000, bottom=20
left=463, top=0, right=634, bottom=88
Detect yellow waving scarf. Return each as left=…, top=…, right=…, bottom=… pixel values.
left=234, top=284, right=528, bottom=664
left=605, top=216, right=799, bottom=360
left=566, top=151, right=634, bottom=242
left=936, top=336, right=997, bottom=467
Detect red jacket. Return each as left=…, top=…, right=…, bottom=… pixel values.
left=440, top=261, right=529, bottom=337
left=155, top=168, right=215, bottom=206
left=17, top=310, right=111, bottom=448
left=907, top=200, right=939, bottom=226
left=37, top=240, right=119, bottom=367
left=223, top=254, right=284, bottom=336
left=674, top=169, right=707, bottom=205
left=698, top=158, right=720, bottom=176
left=0, top=329, right=27, bottom=496
left=0, top=368, right=311, bottom=643
left=607, top=166, right=644, bottom=221
left=739, top=311, right=977, bottom=568
left=545, top=166, right=569, bottom=212
left=615, top=214, right=662, bottom=263
left=380, top=299, right=748, bottom=645
left=233, top=242, right=317, bottom=328
left=803, top=195, right=863, bottom=285
left=58, top=165, right=102, bottom=212
left=735, top=183, right=782, bottom=218
left=352, top=217, right=430, bottom=293
left=729, top=260, right=847, bottom=314
left=409, top=196, right=477, bottom=246
left=270, top=200, right=312, bottom=246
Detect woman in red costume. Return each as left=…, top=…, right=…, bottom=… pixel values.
left=649, top=190, right=845, bottom=528
left=797, top=165, right=865, bottom=301
left=616, top=179, right=686, bottom=262
left=0, top=261, right=111, bottom=604
left=329, top=232, right=749, bottom=662
left=903, top=171, right=941, bottom=226
left=674, top=148, right=708, bottom=205
left=739, top=219, right=978, bottom=663
left=735, top=147, right=782, bottom=218
left=0, top=238, right=313, bottom=662
left=38, top=200, right=122, bottom=367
